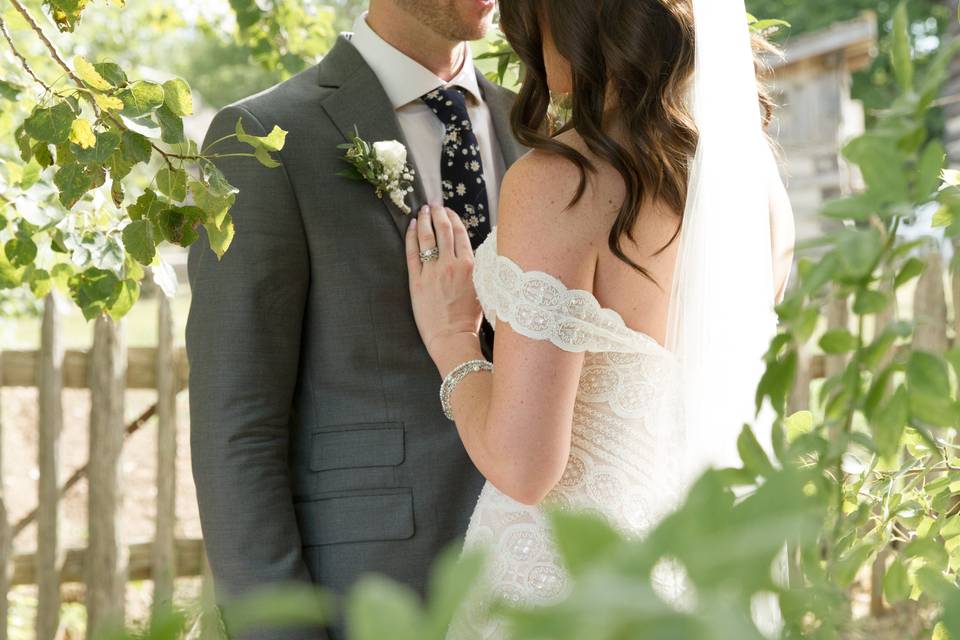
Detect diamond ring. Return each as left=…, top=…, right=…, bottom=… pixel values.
left=419, top=246, right=440, bottom=263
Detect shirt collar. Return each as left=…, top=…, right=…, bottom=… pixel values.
left=350, top=12, right=483, bottom=109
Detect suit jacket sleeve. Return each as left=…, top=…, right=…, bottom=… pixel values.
left=186, top=104, right=326, bottom=639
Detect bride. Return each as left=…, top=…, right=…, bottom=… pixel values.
left=406, top=0, right=795, bottom=636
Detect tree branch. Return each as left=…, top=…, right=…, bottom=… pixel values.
left=7, top=0, right=83, bottom=87
left=0, top=15, right=51, bottom=93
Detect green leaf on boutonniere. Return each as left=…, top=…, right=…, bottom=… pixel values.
left=336, top=168, right=363, bottom=181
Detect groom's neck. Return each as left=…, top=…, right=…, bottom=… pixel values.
left=365, top=6, right=465, bottom=81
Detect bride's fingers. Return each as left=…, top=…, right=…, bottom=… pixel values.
left=405, top=217, right=421, bottom=280
left=430, top=203, right=455, bottom=260
left=417, top=205, right=437, bottom=265
left=448, top=209, right=472, bottom=259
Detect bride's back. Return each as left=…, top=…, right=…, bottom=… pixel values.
left=505, top=126, right=794, bottom=345
left=539, top=128, right=682, bottom=346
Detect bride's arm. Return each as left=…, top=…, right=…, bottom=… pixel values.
left=768, top=153, right=796, bottom=303
left=408, top=153, right=596, bottom=506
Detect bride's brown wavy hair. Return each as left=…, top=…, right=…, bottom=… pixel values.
left=499, top=0, right=776, bottom=278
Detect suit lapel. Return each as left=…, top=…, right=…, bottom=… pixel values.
left=318, top=36, right=523, bottom=239
left=476, top=72, right=524, bottom=169
left=319, top=36, right=428, bottom=239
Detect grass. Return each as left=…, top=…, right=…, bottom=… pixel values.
left=0, top=291, right=191, bottom=352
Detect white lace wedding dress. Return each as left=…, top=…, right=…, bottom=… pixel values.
left=446, top=228, right=692, bottom=640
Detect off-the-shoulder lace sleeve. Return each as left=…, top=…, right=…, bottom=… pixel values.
left=472, top=231, right=667, bottom=355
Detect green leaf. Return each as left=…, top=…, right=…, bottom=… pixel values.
left=853, top=289, right=889, bottom=316
left=843, top=135, right=910, bottom=204
left=737, top=424, right=775, bottom=478
left=784, top=411, right=814, bottom=443
left=32, top=143, right=53, bottom=168
left=92, top=61, right=128, bottom=87
left=5, top=235, right=37, bottom=268
left=834, top=544, right=874, bottom=588
left=872, top=387, right=908, bottom=458
left=54, top=164, right=94, bottom=209
left=27, top=267, right=52, bottom=298
left=253, top=146, right=281, bottom=168
left=73, top=55, right=113, bottom=91
left=155, top=104, right=185, bottom=144
left=108, top=278, right=140, bottom=321
left=220, top=583, right=331, bottom=634
left=907, top=351, right=958, bottom=428
left=891, top=2, right=913, bottom=91
left=204, top=214, right=235, bottom=259
left=24, top=102, right=76, bottom=145
left=74, top=129, right=121, bottom=165
left=945, top=347, right=960, bottom=380
left=933, top=206, right=954, bottom=228
left=895, top=257, right=926, bottom=289
left=0, top=79, right=23, bottom=101
left=68, top=267, right=122, bottom=321
left=756, top=348, right=797, bottom=414
left=106, top=149, right=134, bottom=181
left=423, top=546, right=485, bottom=637
left=548, top=510, right=623, bottom=578
left=46, top=0, right=87, bottom=32
left=819, top=329, right=858, bottom=354
left=122, top=220, right=156, bottom=265
left=20, top=160, right=41, bottom=190
left=158, top=206, right=201, bottom=246
left=119, top=80, right=166, bottom=118
left=162, top=78, right=193, bottom=116
left=883, top=557, right=911, bottom=604
left=904, top=538, right=949, bottom=569
left=821, top=193, right=881, bottom=221
left=155, top=167, right=187, bottom=201
left=836, top=228, right=883, bottom=281
left=346, top=576, right=422, bottom=640
left=128, top=189, right=166, bottom=222
left=15, top=125, right=33, bottom=162
left=121, top=130, right=153, bottom=164
left=111, top=179, right=123, bottom=207
left=908, top=351, right=951, bottom=397
left=236, top=119, right=287, bottom=152
left=916, top=140, right=946, bottom=200
left=190, top=179, right=236, bottom=229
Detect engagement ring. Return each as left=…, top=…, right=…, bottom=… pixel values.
left=419, top=246, right=440, bottom=263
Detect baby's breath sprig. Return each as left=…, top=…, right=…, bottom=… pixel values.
left=338, top=127, right=416, bottom=214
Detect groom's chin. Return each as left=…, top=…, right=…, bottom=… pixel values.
left=455, top=0, right=497, bottom=40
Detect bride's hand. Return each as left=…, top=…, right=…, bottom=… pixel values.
left=406, top=204, right=483, bottom=367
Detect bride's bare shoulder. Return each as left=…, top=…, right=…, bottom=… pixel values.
left=500, top=131, right=604, bottom=227
left=497, top=140, right=601, bottom=285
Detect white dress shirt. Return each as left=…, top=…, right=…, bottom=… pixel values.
left=349, top=13, right=506, bottom=225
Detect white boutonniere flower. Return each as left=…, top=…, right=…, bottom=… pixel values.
left=338, top=129, right=416, bottom=214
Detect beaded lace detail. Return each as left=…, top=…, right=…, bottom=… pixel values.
left=448, top=229, right=690, bottom=640
left=472, top=231, right=669, bottom=357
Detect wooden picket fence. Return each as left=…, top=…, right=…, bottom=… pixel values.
left=0, top=245, right=955, bottom=639
left=0, top=292, right=211, bottom=640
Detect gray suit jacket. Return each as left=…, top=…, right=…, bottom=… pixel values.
left=186, top=34, right=522, bottom=639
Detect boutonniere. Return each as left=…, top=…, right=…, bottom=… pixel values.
left=338, top=128, right=416, bottom=214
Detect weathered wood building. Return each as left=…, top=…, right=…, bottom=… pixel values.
left=765, top=14, right=878, bottom=241
left=946, top=0, right=960, bottom=165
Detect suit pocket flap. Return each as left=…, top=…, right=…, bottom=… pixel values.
left=294, top=489, right=414, bottom=546
left=310, top=423, right=405, bottom=471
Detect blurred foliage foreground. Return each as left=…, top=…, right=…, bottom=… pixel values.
left=3, top=1, right=960, bottom=639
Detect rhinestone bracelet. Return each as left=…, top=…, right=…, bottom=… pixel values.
left=440, top=359, right=493, bottom=420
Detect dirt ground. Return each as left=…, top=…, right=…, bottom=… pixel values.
left=2, top=387, right=202, bottom=554
left=2, top=386, right=203, bottom=638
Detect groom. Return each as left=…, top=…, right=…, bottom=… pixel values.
left=185, top=0, right=522, bottom=638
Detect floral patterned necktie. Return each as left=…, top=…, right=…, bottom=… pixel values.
left=421, top=86, right=492, bottom=250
